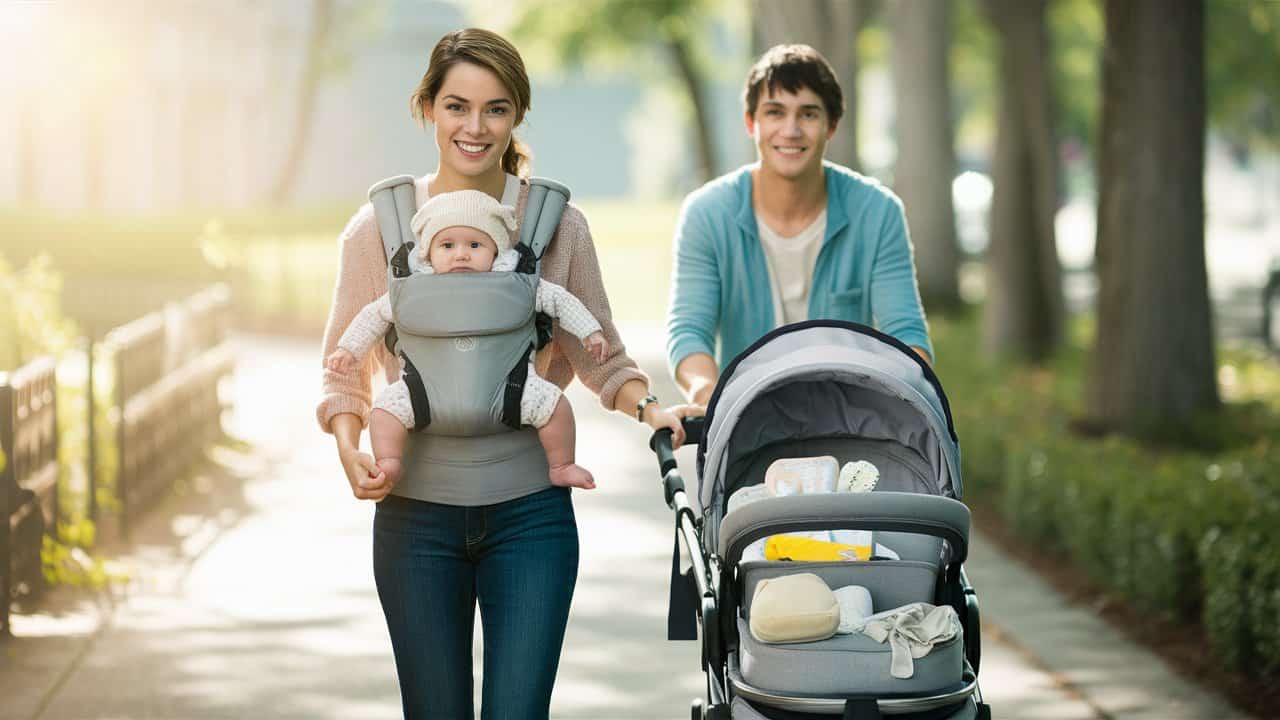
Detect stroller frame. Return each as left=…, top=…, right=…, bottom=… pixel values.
left=651, top=321, right=988, bottom=720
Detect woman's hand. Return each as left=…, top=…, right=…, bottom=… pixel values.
left=643, top=402, right=705, bottom=449
left=340, top=446, right=395, bottom=502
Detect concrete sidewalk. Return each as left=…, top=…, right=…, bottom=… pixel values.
left=0, top=330, right=1253, bottom=719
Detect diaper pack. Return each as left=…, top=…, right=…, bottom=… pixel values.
left=730, top=456, right=897, bottom=563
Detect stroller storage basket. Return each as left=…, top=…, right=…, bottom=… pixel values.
left=727, top=653, right=979, bottom=716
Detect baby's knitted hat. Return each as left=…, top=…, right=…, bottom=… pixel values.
left=409, top=189, right=518, bottom=256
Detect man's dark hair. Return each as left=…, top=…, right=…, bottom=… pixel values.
left=743, top=44, right=844, bottom=127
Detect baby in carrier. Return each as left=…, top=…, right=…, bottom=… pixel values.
left=326, top=189, right=608, bottom=490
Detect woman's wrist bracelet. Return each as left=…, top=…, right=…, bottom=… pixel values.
left=636, top=394, right=659, bottom=422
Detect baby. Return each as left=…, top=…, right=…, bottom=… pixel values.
left=326, top=189, right=607, bottom=490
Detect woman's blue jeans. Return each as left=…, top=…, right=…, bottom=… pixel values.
left=373, top=486, right=579, bottom=720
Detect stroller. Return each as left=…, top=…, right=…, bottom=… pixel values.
left=651, top=321, right=988, bottom=720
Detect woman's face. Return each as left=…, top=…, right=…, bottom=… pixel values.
left=424, top=62, right=518, bottom=182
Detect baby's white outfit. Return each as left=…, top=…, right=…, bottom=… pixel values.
left=338, top=249, right=602, bottom=430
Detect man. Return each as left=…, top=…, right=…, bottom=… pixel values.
left=666, top=44, right=933, bottom=407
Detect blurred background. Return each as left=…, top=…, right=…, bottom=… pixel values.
left=1, top=0, right=1277, bottom=336
left=3, top=0, right=1280, bottom=710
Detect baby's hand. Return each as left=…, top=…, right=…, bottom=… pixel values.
left=326, top=348, right=357, bottom=373
left=583, top=332, right=609, bottom=363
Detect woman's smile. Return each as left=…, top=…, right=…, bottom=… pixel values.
left=454, top=139, right=491, bottom=158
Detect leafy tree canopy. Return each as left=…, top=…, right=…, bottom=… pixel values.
left=1208, top=0, right=1280, bottom=148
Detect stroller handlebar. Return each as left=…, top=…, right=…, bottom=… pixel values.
left=649, top=417, right=706, bottom=508
left=649, top=429, right=679, bottom=477
left=648, top=417, right=706, bottom=474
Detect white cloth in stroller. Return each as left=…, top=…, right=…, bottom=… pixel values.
left=861, top=602, right=962, bottom=679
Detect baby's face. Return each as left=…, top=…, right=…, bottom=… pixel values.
left=426, top=226, right=498, bottom=273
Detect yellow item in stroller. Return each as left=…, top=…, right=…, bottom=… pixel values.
left=764, top=534, right=872, bottom=562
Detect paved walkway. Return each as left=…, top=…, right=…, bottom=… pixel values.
left=0, top=330, right=1253, bottom=719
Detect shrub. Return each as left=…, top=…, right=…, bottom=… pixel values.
left=932, top=311, right=1280, bottom=678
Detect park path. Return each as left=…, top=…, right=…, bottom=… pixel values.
left=1, top=330, right=1248, bottom=719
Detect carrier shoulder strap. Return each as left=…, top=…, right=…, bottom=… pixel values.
left=368, top=175, right=418, bottom=269
left=518, top=177, right=571, bottom=274
left=368, top=175, right=572, bottom=272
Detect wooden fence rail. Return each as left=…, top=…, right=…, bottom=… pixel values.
left=103, top=283, right=234, bottom=537
left=3, top=283, right=233, bottom=637
left=0, top=356, right=59, bottom=637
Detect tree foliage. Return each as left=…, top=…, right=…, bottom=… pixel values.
left=510, top=0, right=710, bottom=67
left=952, top=0, right=1101, bottom=165
left=1207, top=0, right=1280, bottom=147
left=509, top=0, right=721, bottom=182
left=0, top=255, right=77, bottom=372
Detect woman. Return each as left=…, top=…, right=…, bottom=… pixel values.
left=317, top=28, right=689, bottom=719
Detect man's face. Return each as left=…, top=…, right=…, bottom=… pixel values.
left=746, top=85, right=836, bottom=181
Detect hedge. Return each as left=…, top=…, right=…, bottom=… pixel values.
left=932, top=311, right=1280, bottom=678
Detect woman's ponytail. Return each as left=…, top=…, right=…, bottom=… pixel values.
left=503, top=137, right=533, bottom=179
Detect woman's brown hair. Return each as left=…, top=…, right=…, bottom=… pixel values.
left=410, top=28, right=533, bottom=177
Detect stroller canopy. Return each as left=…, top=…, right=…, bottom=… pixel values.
left=697, top=321, right=961, bottom=522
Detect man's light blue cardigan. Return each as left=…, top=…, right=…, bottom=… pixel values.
left=666, top=162, right=933, bottom=374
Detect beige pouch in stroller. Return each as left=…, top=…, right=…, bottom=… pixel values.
left=748, top=572, right=840, bottom=643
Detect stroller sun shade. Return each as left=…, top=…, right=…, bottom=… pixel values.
left=696, top=322, right=961, bottom=545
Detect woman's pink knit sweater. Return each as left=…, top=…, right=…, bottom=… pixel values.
left=316, top=176, right=650, bottom=433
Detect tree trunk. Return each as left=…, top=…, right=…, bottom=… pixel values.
left=980, top=0, right=1063, bottom=362
left=666, top=34, right=718, bottom=183
left=890, top=0, right=961, bottom=311
left=1087, top=0, right=1216, bottom=436
left=268, top=0, right=332, bottom=206
left=751, top=0, right=862, bottom=173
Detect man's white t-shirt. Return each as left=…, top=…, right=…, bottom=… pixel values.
left=756, top=209, right=827, bottom=327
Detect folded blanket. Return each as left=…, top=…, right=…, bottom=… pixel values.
left=861, top=603, right=961, bottom=679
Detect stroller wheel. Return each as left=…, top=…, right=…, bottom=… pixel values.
left=690, top=697, right=703, bottom=720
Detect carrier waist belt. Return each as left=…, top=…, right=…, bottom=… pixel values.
left=396, top=429, right=551, bottom=506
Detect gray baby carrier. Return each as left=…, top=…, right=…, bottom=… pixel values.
left=367, top=175, right=569, bottom=437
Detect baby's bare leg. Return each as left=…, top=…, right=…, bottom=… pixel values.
left=369, top=409, right=407, bottom=486
left=522, top=369, right=594, bottom=490
left=538, top=397, right=596, bottom=490
left=370, top=380, right=416, bottom=487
